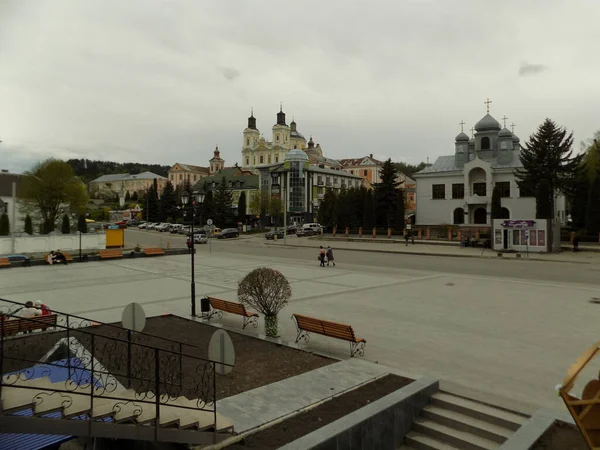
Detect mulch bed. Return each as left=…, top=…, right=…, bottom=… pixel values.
left=532, top=420, right=588, bottom=449
left=3, top=315, right=334, bottom=401
left=226, top=374, right=412, bottom=450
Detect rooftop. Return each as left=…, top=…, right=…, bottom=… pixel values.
left=414, top=153, right=523, bottom=175
left=90, top=172, right=166, bottom=183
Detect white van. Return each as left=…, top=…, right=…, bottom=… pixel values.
left=302, top=223, right=323, bottom=233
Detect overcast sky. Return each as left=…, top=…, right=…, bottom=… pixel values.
left=1, top=0, right=599, bottom=173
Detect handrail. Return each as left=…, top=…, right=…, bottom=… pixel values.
left=0, top=297, right=210, bottom=356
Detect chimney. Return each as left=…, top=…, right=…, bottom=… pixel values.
left=369, top=154, right=373, bottom=159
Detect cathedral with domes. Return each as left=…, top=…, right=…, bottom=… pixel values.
left=414, top=103, right=566, bottom=232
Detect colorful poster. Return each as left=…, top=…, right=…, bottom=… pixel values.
left=538, top=230, right=546, bottom=247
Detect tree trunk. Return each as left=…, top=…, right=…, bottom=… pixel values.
left=264, top=314, right=279, bottom=337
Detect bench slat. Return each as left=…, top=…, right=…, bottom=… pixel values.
left=0, top=258, right=10, bottom=267
left=99, top=249, right=123, bottom=259
left=293, top=313, right=363, bottom=345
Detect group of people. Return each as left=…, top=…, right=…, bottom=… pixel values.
left=18, top=300, right=52, bottom=318
left=318, top=246, right=335, bottom=267
left=46, top=250, right=68, bottom=265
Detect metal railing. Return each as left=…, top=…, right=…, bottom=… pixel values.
left=0, top=298, right=232, bottom=443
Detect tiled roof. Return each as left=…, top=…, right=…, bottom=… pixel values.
left=171, top=163, right=210, bottom=173
left=192, top=168, right=259, bottom=191
left=415, top=153, right=524, bottom=175
left=0, top=172, right=24, bottom=197
left=90, top=172, right=166, bottom=183
left=339, top=156, right=383, bottom=167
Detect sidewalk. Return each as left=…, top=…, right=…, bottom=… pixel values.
left=266, top=236, right=600, bottom=264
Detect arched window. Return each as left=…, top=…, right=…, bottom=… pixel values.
left=474, top=208, right=487, bottom=224
left=246, top=158, right=249, bottom=166
left=260, top=155, right=264, bottom=164
left=246, top=138, right=249, bottom=145
left=453, top=208, right=465, bottom=224
left=500, top=207, right=510, bottom=219
left=481, top=137, right=490, bottom=150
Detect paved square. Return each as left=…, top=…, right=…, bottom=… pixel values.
left=2, top=251, right=600, bottom=413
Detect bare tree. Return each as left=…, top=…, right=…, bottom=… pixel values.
left=237, top=267, right=292, bottom=337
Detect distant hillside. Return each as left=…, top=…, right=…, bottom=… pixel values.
left=67, top=159, right=171, bottom=184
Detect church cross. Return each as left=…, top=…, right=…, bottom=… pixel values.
left=511, top=122, right=516, bottom=133
left=459, top=120, right=465, bottom=132
left=470, top=127, right=475, bottom=138
left=502, top=115, right=508, bottom=128
left=484, top=98, right=492, bottom=114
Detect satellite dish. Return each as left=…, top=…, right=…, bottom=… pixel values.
left=121, top=302, right=146, bottom=332
left=208, top=329, right=235, bottom=375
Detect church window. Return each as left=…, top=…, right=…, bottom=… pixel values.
left=275, top=156, right=279, bottom=163
left=247, top=138, right=249, bottom=145
left=276, top=135, right=279, bottom=141
left=473, top=182, right=486, bottom=196
left=246, top=158, right=249, bottom=165
left=496, top=182, right=510, bottom=198
left=452, top=184, right=464, bottom=199
left=481, top=137, right=491, bottom=150
left=260, top=155, right=264, bottom=164
left=432, top=184, right=445, bottom=199
left=268, top=155, right=271, bottom=164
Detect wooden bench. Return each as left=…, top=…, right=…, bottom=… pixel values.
left=44, top=252, right=73, bottom=264
left=143, top=247, right=165, bottom=256
left=98, top=249, right=123, bottom=259
left=205, top=297, right=259, bottom=329
left=0, top=258, right=10, bottom=268
left=291, top=313, right=366, bottom=357
left=0, top=314, right=58, bottom=336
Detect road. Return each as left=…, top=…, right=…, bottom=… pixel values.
left=126, top=228, right=600, bottom=285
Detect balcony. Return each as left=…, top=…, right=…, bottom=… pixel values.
left=465, top=194, right=489, bottom=205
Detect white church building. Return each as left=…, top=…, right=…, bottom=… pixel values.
left=414, top=110, right=566, bottom=228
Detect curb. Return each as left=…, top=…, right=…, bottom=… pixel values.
left=264, top=242, right=590, bottom=264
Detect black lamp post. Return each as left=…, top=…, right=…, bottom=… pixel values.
left=181, top=189, right=205, bottom=316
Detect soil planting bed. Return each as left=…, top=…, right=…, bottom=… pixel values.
left=3, top=315, right=334, bottom=400
left=226, top=374, right=412, bottom=450
left=532, top=420, right=588, bottom=449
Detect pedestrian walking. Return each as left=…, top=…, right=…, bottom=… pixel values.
left=318, top=246, right=326, bottom=267
left=326, top=246, right=335, bottom=266
left=573, top=235, right=580, bottom=252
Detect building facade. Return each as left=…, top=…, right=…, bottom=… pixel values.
left=413, top=111, right=564, bottom=227
left=256, top=150, right=362, bottom=224
left=89, top=172, right=167, bottom=198
left=339, top=154, right=383, bottom=186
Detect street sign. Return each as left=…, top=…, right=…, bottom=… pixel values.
left=207, top=219, right=213, bottom=226
left=121, top=302, right=146, bottom=332
left=208, top=329, right=235, bottom=375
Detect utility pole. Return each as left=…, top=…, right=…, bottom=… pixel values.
left=11, top=182, right=16, bottom=254
left=283, top=185, right=287, bottom=245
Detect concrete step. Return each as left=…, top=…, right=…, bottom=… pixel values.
left=431, top=392, right=527, bottom=431
left=413, top=418, right=500, bottom=450
left=421, top=404, right=512, bottom=443
left=404, top=431, right=460, bottom=450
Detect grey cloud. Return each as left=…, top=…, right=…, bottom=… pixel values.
left=518, top=62, right=549, bottom=76
left=220, top=67, right=241, bottom=81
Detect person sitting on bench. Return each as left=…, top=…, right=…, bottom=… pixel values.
left=53, top=250, right=68, bottom=265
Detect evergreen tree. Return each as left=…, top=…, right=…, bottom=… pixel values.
left=77, top=214, right=87, bottom=233
left=237, top=191, right=247, bottom=223
left=131, top=191, right=138, bottom=202
left=43, top=218, right=54, bottom=234
left=125, top=191, right=131, bottom=202
left=362, top=189, right=375, bottom=230
left=213, top=177, right=234, bottom=226
left=516, top=119, right=582, bottom=219
left=159, top=181, right=176, bottom=223
left=61, top=214, right=71, bottom=234
left=395, top=189, right=405, bottom=230
left=337, top=190, right=351, bottom=228
left=146, top=179, right=160, bottom=222
left=373, top=159, right=402, bottom=227
left=24, top=214, right=33, bottom=235
left=318, top=189, right=338, bottom=228
left=491, top=186, right=503, bottom=219
left=0, top=213, right=9, bottom=236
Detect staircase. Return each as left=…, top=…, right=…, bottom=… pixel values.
left=0, top=298, right=235, bottom=447
left=399, top=391, right=529, bottom=450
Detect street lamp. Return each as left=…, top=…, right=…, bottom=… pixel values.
left=181, top=190, right=205, bottom=316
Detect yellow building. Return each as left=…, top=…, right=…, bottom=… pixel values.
left=169, top=147, right=226, bottom=187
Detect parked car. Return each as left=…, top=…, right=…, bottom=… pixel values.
left=194, top=233, right=208, bottom=244
left=170, top=224, right=183, bottom=233
left=146, top=222, right=158, bottom=230
left=302, top=223, right=323, bottom=234
left=217, top=228, right=239, bottom=239
left=296, top=228, right=317, bottom=237
left=138, top=222, right=147, bottom=229
left=115, top=220, right=127, bottom=226
left=265, top=230, right=284, bottom=240
left=156, top=223, right=170, bottom=232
